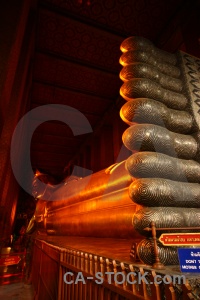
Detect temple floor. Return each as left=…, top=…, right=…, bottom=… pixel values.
left=0, top=282, right=34, bottom=299
left=0, top=243, right=34, bottom=299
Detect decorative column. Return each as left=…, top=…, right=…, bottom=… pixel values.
left=0, top=0, right=36, bottom=240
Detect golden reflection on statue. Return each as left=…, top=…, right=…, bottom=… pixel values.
left=29, top=36, right=200, bottom=266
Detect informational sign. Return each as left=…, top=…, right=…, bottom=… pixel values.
left=159, top=233, right=200, bottom=246
left=178, top=248, right=200, bottom=273
left=0, top=256, right=21, bottom=266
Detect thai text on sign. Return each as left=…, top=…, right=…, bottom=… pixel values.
left=178, top=248, right=200, bottom=273
left=159, top=233, right=200, bottom=246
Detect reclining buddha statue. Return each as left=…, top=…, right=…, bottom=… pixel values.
left=28, top=36, right=200, bottom=267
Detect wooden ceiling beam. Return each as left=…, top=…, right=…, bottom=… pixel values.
left=31, top=148, right=75, bottom=155
left=39, top=0, right=127, bottom=38
left=31, top=155, right=70, bottom=163
left=31, top=133, right=85, bottom=145
left=32, top=80, right=113, bottom=103
left=31, top=135, right=83, bottom=148
left=32, top=78, right=115, bottom=101
left=32, top=161, right=68, bottom=168
left=30, top=102, right=102, bottom=118
left=35, top=48, right=118, bottom=75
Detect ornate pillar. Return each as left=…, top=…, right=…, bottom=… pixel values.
left=0, top=0, right=36, bottom=239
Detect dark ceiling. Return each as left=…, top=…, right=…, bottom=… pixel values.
left=29, top=0, right=199, bottom=178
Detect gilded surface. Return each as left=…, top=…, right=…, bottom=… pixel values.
left=29, top=161, right=143, bottom=239
left=30, top=36, right=200, bottom=266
